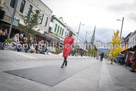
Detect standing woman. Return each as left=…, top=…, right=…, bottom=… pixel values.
left=61, top=31, right=74, bottom=68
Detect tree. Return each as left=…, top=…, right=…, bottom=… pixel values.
left=88, top=45, right=92, bottom=56
left=88, top=45, right=97, bottom=57
left=21, top=10, right=41, bottom=37
left=109, top=30, right=122, bottom=64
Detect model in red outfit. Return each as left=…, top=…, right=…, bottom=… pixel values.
left=61, top=31, right=74, bottom=68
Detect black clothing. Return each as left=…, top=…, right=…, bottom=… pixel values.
left=61, top=57, right=67, bottom=68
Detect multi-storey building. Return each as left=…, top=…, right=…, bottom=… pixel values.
left=49, top=15, right=70, bottom=49
left=0, top=0, right=52, bottom=41
left=121, top=33, right=132, bottom=51
left=50, top=15, right=68, bottom=42
left=128, top=30, right=136, bottom=50
left=49, top=15, right=84, bottom=50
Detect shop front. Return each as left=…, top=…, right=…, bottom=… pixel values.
left=0, top=15, right=20, bottom=38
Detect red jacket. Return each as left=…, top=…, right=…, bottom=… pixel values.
left=63, top=36, right=74, bottom=57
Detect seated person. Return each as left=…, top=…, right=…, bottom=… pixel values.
left=19, top=34, right=24, bottom=45
left=0, top=29, right=8, bottom=42
left=13, top=33, right=22, bottom=51
left=0, top=30, right=3, bottom=36
left=13, top=33, right=20, bottom=45
left=29, top=43, right=35, bottom=53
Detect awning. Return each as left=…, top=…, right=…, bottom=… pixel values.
left=121, top=45, right=136, bottom=53
left=36, top=32, right=59, bottom=41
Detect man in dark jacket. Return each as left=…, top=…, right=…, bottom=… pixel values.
left=100, top=52, right=104, bottom=61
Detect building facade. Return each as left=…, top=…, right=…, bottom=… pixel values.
left=49, top=15, right=69, bottom=49
left=0, top=0, right=52, bottom=41
left=50, top=15, right=68, bottom=41
left=128, top=30, right=136, bottom=49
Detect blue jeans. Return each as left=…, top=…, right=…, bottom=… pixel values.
left=16, top=44, right=22, bottom=51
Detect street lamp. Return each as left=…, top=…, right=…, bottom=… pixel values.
left=8, top=0, right=18, bottom=38
left=117, top=17, right=124, bottom=38
left=75, top=22, right=84, bottom=48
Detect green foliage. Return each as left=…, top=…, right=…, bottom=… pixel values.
left=92, top=49, right=97, bottom=57
left=7, top=38, right=12, bottom=43
left=88, top=45, right=92, bottom=56
left=21, top=10, right=41, bottom=37
left=88, top=45, right=97, bottom=57
left=56, top=48, right=62, bottom=54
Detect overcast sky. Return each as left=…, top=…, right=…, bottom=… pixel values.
left=42, top=0, right=136, bottom=43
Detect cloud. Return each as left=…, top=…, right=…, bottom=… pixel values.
left=128, top=13, right=136, bottom=22
left=95, top=28, right=113, bottom=42
left=78, top=27, right=114, bottom=43
left=42, top=0, right=136, bottom=43
left=107, top=1, right=136, bottom=13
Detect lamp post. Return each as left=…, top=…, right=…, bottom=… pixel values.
left=117, top=17, right=124, bottom=38
left=75, top=22, right=84, bottom=48
left=8, top=0, right=18, bottom=38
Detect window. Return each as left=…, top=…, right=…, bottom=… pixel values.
left=40, top=14, right=44, bottom=24
left=54, top=24, right=57, bottom=32
left=57, top=26, right=60, bottom=34
left=62, top=29, right=64, bottom=36
left=28, top=5, right=33, bottom=16
left=20, top=0, right=26, bottom=13
left=10, top=0, right=16, bottom=8
left=59, top=27, right=62, bottom=35
left=45, top=17, right=48, bottom=27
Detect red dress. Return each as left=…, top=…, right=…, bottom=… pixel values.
left=63, top=36, right=74, bottom=57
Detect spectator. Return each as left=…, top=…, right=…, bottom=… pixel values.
left=29, top=42, right=35, bottom=53
left=34, top=40, right=39, bottom=53
left=128, top=55, right=133, bottom=67
left=0, top=29, right=8, bottom=42
left=13, top=33, right=20, bottom=45
left=131, top=51, right=136, bottom=72
left=0, top=28, right=3, bottom=35
left=13, top=33, right=21, bottom=51
left=26, top=33, right=33, bottom=52
left=41, top=40, right=46, bottom=54
left=19, top=34, right=24, bottom=45
left=0, top=28, right=3, bottom=49
left=118, top=55, right=121, bottom=65
left=23, top=37, right=28, bottom=52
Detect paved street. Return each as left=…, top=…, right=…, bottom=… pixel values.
left=0, top=50, right=136, bottom=91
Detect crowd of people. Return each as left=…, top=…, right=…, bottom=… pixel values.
left=69, top=48, right=86, bottom=57
left=114, top=51, right=136, bottom=72
left=0, top=28, right=49, bottom=54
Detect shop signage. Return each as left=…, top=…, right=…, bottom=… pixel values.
left=2, top=15, right=19, bottom=27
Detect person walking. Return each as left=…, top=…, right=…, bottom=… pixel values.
left=100, top=52, right=104, bottom=61
left=61, top=31, right=74, bottom=68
